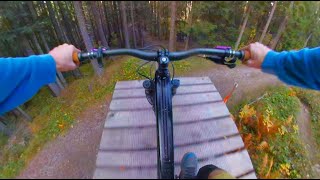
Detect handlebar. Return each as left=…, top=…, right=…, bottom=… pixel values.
left=72, top=47, right=251, bottom=66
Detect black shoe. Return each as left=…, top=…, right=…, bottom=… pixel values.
left=179, top=152, right=198, bottom=179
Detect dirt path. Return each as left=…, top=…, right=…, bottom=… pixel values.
left=297, top=102, right=320, bottom=177
left=17, top=100, right=110, bottom=179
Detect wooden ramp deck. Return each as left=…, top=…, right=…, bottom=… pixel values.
left=93, top=77, right=257, bottom=179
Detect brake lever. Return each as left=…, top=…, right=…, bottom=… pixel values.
left=204, top=55, right=224, bottom=65
left=204, top=55, right=237, bottom=69
left=224, top=57, right=237, bottom=69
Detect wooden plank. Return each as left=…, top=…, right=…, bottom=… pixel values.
left=94, top=77, right=257, bottom=179
left=96, top=135, right=244, bottom=167
left=238, top=172, right=257, bottom=179
left=211, top=150, right=255, bottom=177
left=16, top=107, right=32, bottom=122
left=106, top=101, right=230, bottom=128
left=115, top=77, right=212, bottom=89
left=95, top=160, right=256, bottom=179
left=113, top=84, right=217, bottom=99
left=100, top=116, right=238, bottom=150
left=110, top=92, right=222, bottom=111
left=94, top=168, right=157, bottom=179
left=95, top=155, right=256, bottom=179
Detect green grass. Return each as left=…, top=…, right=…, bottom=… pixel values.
left=233, top=86, right=312, bottom=178
left=0, top=133, right=8, bottom=149
left=294, top=88, right=320, bottom=150
left=0, top=56, right=207, bottom=178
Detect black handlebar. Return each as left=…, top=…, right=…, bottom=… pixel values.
left=73, top=47, right=251, bottom=66
left=168, top=48, right=243, bottom=61
left=78, top=49, right=158, bottom=61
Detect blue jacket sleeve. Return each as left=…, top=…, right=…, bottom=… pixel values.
left=0, top=54, right=56, bottom=115
left=261, top=47, right=320, bottom=90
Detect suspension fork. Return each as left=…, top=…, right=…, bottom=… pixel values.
left=143, top=79, right=180, bottom=111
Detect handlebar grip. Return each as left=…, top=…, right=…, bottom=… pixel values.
left=72, top=52, right=80, bottom=66
left=242, top=50, right=251, bottom=61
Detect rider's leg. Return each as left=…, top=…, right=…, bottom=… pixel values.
left=179, top=152, right=198, bottom=179
left=197, top=164, right=235, bottom=179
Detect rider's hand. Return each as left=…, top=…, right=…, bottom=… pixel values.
left=241, top=42, right=272, bottom=69
left=49, top=43, right=80, bottom=72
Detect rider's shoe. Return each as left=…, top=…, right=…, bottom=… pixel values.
left=179, top=152, right=198, bottom=179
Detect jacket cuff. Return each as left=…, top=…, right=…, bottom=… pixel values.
left=261, top=51, right=280, bottom=75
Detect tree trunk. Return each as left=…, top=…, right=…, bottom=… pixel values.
left=39, top=33, right=50, bottom=52
left=90, top=1, right=109, bottom=48
left=53, top=1, right=70, bottom=44
left=15, top=107, right=32, bottom=122
left=31, top=32, right=44, bottom=54
left=156, top=1, right=161, bottom=39
left=235, top=6, right=250, bottom=50
left=27, top=1, right=50, bottom=53
left=104, top=1, right=113, bottom=39
left=38, top=1, right=59, bottom=45
left=66, top=1, right=83, bottom=48
left=304, top=33, right=313, bottom=48
left=57, top=1, right=76, bottom=45
left=84, top=2, right=99, bottom=46
left=113, top=2, right=123, bottom=47
left=138, top=23, right=144, bottom=47
left=169, top=1, right=177, bottom=51
left=270, top=1, right=294, bottom=49
left=130, top=1, right=137, bottom=48
left=46, top=1, right=66, bottom=43
left=120, top=1, right=130, bottom=48
left=56, top=71, right=68, bottom=87
left=184, top=1, right=193, bottom=50
left=164, top=1, right=168, bottom=39
left=152, top=1, right=156, bottom=36
left=0, top=117, right=11, bottom=136
left=259, top=1, right=277, bottom=43
left=158, top=1, right=163, bottom=40
left=98, top=1, right=110, bottom=44
left=55, top=76, right=65, bottom=89
left=73, top=1, right=103, bottom=76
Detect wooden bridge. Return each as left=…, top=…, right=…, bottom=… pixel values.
left=93, top=77, right=257, bottom=179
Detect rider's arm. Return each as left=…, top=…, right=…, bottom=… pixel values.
left=0, top=55, right=56, bottom=114
left=0, top=44, right=79, bottom=115
left=243, top=42, right=320, bottom=90
left=262, top=47, right=320, bottom=90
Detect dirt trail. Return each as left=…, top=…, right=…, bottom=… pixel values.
left=297, top=102, right=320, bottom=177
left=17, top=101, right=109, bottom=179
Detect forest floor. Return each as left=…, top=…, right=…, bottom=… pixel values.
left=15, top=37, right=320, bottom=178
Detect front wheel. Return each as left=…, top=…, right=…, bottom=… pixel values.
left=155, top=76, right=175, bottom=179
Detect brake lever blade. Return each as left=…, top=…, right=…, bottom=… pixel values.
left=204, top=55, right=225, bottom=65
